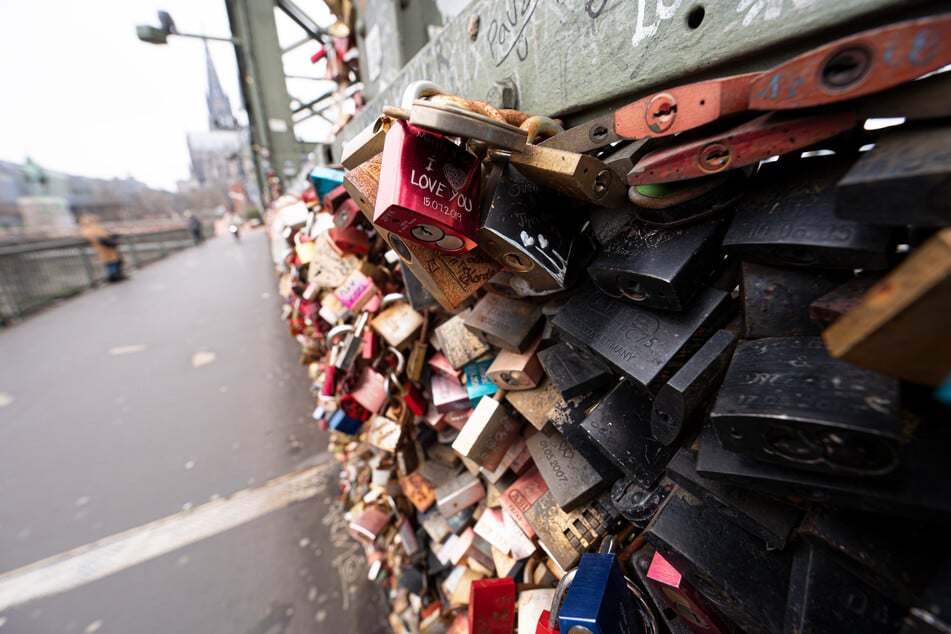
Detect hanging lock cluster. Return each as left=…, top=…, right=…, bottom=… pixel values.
left=274, top=12, right=951, bottom=634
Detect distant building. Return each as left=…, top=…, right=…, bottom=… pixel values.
left=184, top=43, right=255, bottom=211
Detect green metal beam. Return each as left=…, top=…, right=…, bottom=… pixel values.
left=335, top=0, right=944, bottom=160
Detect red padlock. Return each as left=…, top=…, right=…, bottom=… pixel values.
left=375, top=119, right=481, bottom=254
left=329, top=225, right=369, bottom=256
left=323, top=184, right=350, bottom=213
left=535, top=610, right=559, bottom=634
left=403, top=382, right=427, bottom=416
left=334, top=198, right=363, bottom=230
left=469, top=577, right=515, bottom=634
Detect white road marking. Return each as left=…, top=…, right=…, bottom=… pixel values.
left=0, top=393, right=13, bottom=408
left=107, top=345, right=146, bottom=356
left=0, top=464, right=331, bottom=613
left=191, top=351, right=216, bottom=368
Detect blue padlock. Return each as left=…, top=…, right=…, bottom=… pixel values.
left=328, top=408, right=363, bottom=435
left=558, top=553, right=639, bottom=634
left=309, top=166, right=345, bottom=201
left=464, top=358, right=498, bottom=407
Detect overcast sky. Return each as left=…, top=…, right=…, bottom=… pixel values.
left=0, top=0, right=336, bottom=192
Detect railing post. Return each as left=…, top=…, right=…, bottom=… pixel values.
left=126, top=237, right=140, bottom=269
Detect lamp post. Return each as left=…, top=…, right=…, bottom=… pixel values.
left=136, top=10, right=272, bottom=209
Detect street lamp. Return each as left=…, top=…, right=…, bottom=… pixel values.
left=136, top=10, right=269, bottom=209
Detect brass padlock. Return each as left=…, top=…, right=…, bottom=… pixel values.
left=486, top=337, right=544, bottom=391
left=406, top=309, right=431, bottom=382
left=343, top=154, right=500, bottom=311
left=434, top=308, right=492, bottom=370
left=463, top=292, right=543, bottom=353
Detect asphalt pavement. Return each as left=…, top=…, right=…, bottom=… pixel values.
left=0, top=229, right=390, bottom=633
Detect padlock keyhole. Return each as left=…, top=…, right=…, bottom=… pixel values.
left=821, top=47, right=871, bottom=89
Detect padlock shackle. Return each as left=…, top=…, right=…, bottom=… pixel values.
left=326, top=324, right=354, bottom=345
left=379, top=292, right=407, bottom=310
left=400, top=80, right=447, bottom=109
left=548, top=567, right=578, bottom=630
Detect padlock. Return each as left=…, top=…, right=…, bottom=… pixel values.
left=307, top=231, right=362, bottom=289
left=785, top=541, right=905, bottom=633
left=371, top=293, right=424, bottom=349
left=463, top=292, right=544, bottom=353
left=523, top=490, right=620, bottom=571
left=341, top=114, right=391, bottom=170
left=695, top=418, right=951, bottom=520
left=309, top=165, right=345, bottom=200
left=429, top=351, right=462, bottom=379
left=797, top=507, right=948, bottom=608
left=463, top=358, right=498, bottom=406
left=644, top=488, right=794, bottom=634
left=527, top=424, right=605, bottom=512
left=472, top=507, right=513, bottom=556
left=328, top=225, right=369, bottom=256
left=553, top=285, right=733, bottom=394
left=610, top=476, right=674, bottom=529
left=332, top=312, right=369, bottom=372
left=823, top=227, right=951, bottom=386
left=519, top=589, right=557, bottom=634
left=628, top=546, right=702, bottom=634
left=709, top=337, right=903, bottom=477
left=401, top=266, right=439, bottom=311
left=350, top=366, right=389, bottom=413
left=344, top=153, right=500, bottom=310
left=486, top=337, right=544, bottom=391
left=348, top=506, right=391, bottom=542
left=558, top=553, right=640, bottom=634
left=498, top=466, right=548, bottom=540
left=366, top=413, right=403, bottom=453
left=431, top=372, right=470, bottom=413
left=740, top=261, right=850, bottom=338
left=328, top=407, right=364, bottom=435
left=479, top=162, right=585, bottom=291
left=722, top=155, right=894, bottom=270
left=536, top=341, right=614, bottom=400
left=629, top=170, right=748, bottom=228
left=375, top=119, right=481, bottom=253
left=581, top=380, right=676, bottom=487
left=588, top=214, right=729, bottom=311
left=435, top=471, right=486, bottom=518
left=905, top=558, right=951, bottom=634
left=479, top=437, right=527, bottom=484
left=808, top=275, right=882, bottom=330
left=334, top=269, right=378, bottom=313
left=666, top=448, right=800, bottom=551
left=406, top=309, right=431, bottom=382
left=504, top=378, right=564, bottom=431
left=643, top=550, right=737, bottom=634
left=651, top=329, right=737, bottom=446
left=418, top=506, right=452, bottom=544
left=322, top=184, right=350, bottom=214
left=333, top=198, right=364, bottom=230
left=395, top=429, right=421, bottom=476
left=836, top=123, right=951, bottom=227
left=435, top=308, right=492, bottom=369
left=504, top=143, right=628, bottom=208
left=400, top=471, right=436, bottom=513
left=451, top=395, right=521, bottom=472
left=549, top=391, right=623, bottom=483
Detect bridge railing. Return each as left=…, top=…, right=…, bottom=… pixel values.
left=0, top=226, right=207, bottom=324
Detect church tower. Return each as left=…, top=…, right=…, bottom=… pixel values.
left=205, top=41, right=237, bottom=130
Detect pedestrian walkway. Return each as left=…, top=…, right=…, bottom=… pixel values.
left=0, top=230, right=389, bottom=633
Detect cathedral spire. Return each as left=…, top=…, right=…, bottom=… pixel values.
left=205, top=40, right=237, bottom=130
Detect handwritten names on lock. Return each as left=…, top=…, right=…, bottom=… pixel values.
left=335, top=270, right=377, bottom=311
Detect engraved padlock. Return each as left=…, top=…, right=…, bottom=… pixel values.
left=479, top=162, right=585, bottom=292
left=370, top=293, right=424, bottom=349
left=375, top=119, right=481, bottom=253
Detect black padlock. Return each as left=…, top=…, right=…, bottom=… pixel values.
left=581, top=380, right=677, bottom=487
left=836, top=124, right=951, bottom=228
left=785, top=541, right=905, bottom=634
left=651, top=329, right=737, bottom=446
left=526, top=423, right=607, bottom=511
left=547, top=390, right=622, bottom=484
left=722, top=155, right=894, bottom=270
left=798, top=507, right=949, bottom=607
left=739, top=261, right=850, bottom=338
left=536, top=341, right=614, bottom=400
left=666, top=447, right=800, bottom=551
left=610, top=476, right=675, bottom=529
left=695, top=419, right=951, bottom=520
left=552, top=285, right=733, bottom=394
left=903, top=557, right=951, bottom=634
left=709, top=337, right=903, bottom=477
left=644, top=487, right=794, bottom=634
left=588, top=214, right=728, bottom=311
left=627, top=545, right=713, bottom=634
left=480, top=162, right=588, bottom=292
